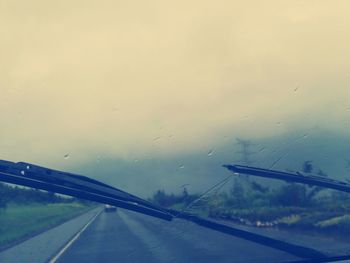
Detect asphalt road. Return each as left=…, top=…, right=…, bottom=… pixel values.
left=0, top=208, right=101, bottom=263
left=55, top=210, right=301, bottom=263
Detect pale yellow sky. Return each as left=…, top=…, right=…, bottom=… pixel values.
left=1, top=1, right=350, bottom=166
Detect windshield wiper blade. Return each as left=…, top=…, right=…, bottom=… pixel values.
left=167, top=209, right=325, bottom=260
left=223, top=164, right=350, bottom=193
left=16, top=161, right=167, bottom=212
left=0, top=160, right=172, bottom=221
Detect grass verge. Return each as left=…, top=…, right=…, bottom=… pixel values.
left=0, top=202, right=94, bottom=249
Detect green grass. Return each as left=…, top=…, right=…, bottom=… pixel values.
left=0, top=202, right=93, bottom=248
left=183, top=202, right=350, bottom=236
left=316, top=215, right=350, bottom=228
left=315, top=214, right=350, bottom=232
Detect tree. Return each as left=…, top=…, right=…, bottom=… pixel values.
left=0, top=183, right=7, bottom=211
left=272, top=183, right=308, bottom=207
left=229, top=178, right=246, bottom=208
left=302, top=161, right=313, bottom=173
left=271, top=161, right=328, bottom=207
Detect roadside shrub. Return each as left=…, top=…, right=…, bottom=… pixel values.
left=0, top=183, right=8, bottom=211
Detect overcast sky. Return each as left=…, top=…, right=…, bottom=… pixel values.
left=1, top=1, right=350, bottom=169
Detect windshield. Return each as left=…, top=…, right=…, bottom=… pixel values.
left=1, top=1, right=350, bottom=262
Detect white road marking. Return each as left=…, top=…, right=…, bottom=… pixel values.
left=49, top=209, right=102, bottom=263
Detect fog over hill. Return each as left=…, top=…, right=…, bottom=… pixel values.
left=65, top=129, right=350, bottom=198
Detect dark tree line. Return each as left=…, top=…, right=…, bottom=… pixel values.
left=150, top=188, right=199, bottom=208
left=150, top=161, right=340, bottom=211
left=228, top=160, right=331, bottom=208
left=0, top=183, right=74, bottom=210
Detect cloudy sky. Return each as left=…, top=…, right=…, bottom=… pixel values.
left=1, top=1, right=350, bottom=172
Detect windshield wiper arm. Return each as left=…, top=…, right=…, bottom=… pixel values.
left=224, top=164, right=350, bottom=193
left=0, top=160, right=172, bottom=221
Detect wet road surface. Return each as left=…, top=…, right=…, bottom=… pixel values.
left=56, top=210, right=300, bottom=263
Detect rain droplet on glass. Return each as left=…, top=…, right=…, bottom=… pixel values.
left=258, top=147, right=266, bottom=152
left=207, top=150, right=214, bottom=156
left=64, top=154, right=70, bottom=159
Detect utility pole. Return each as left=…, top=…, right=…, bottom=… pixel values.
left=234, top=138, right=257, bottom=185
left=235, top=138, right=255, bottom=165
